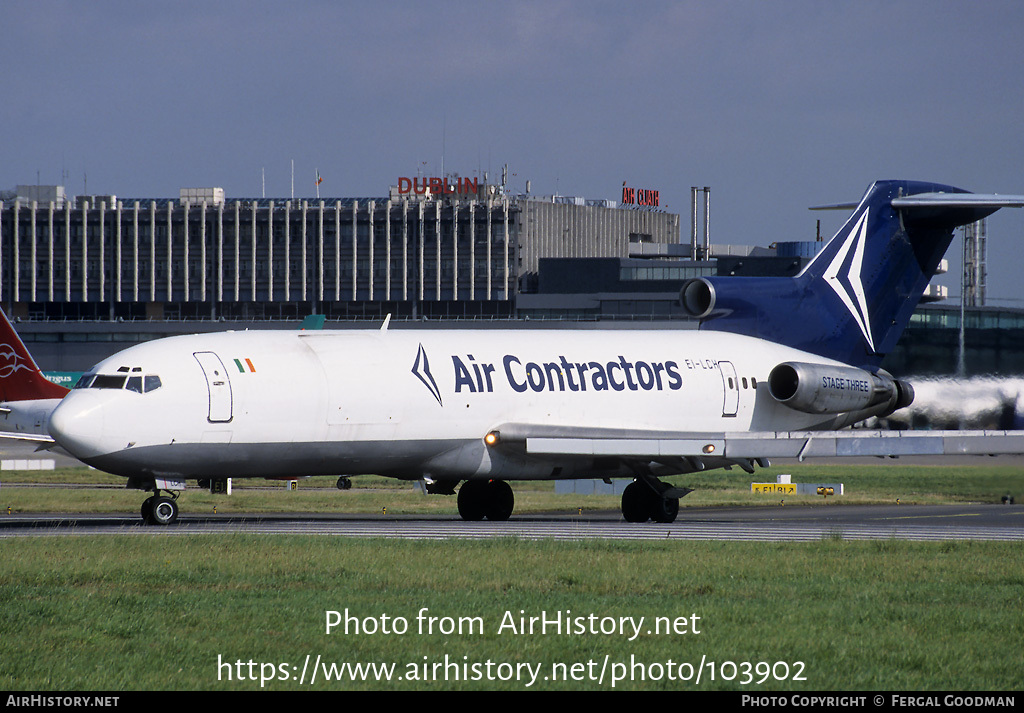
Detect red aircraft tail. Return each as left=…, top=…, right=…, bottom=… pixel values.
left=0, top=310, right=70, bottom=402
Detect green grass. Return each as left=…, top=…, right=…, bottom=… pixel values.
left=1, top=462, right=1020, bottom=517
left=1, top=464, right=1020, bottom=691
left=0, top=537, right=1021, bottom=691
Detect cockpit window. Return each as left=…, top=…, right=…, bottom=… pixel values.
left=92, top=375, right=127, bottom=389
left=80, top=371, right=163, bottom=393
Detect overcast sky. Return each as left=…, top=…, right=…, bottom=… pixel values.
left=3, top=1, right=1023, bottom=302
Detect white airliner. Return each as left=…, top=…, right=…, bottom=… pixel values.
left=42, top=180, right=1024, bottom=525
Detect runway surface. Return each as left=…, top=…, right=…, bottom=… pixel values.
left=1, top=503, right=1022, bottom=541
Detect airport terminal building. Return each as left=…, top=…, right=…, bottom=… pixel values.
left=0, top=181, right=678, bottom=322
left=1, top=181, right=1022, bottom=376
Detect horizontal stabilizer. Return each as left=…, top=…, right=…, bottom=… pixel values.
left=892, top=193, right=1024, bottom=209
left=809, top=202, right=858, bottom=211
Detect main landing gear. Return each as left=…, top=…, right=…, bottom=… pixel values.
left=457, top=480, right=514, bottom=521
left=621, top=479, right=692, bottom=523
left=140, top=491, right=179, bottom=526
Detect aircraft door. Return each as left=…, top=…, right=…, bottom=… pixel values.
left=719, top=360, right=739, bottom=418
left=194, top=351, right=233, bottom=423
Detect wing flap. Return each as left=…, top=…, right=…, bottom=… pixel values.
left=527, top=437, right=724, bottom=457
left=501, top=423, right=1024, bottom=460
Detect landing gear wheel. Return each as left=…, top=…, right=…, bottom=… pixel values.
left=457, top=481, right=488, bottom=521
left=484, top=480, right=514, bottom=521
left=622, top=481, right=654, bottom=523
left=336, top=476, right=352, bottom=490
left=148, top=496, right=179, bottom=526
left=458, top=480, right=515, bottom=521
left=651, top=494, right=680, bottom=523
left=141, top=497, right=154, bottom=523
left=622, top=480, right=680, bottom=523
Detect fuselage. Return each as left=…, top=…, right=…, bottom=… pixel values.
left=0, top=398, right=64, bottom=440
left=47, top=327, right=848, bottom=483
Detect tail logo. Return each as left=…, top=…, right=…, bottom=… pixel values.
left=823, top=209, right=876, bottom=352
left=412, top=344, right=443, bottom=406
left=0, top=344, right=32, bottom=379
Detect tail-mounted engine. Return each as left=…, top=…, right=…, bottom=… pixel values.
left=768, top=361, right=914, bottom=417
left=679, top=278, right=718, bottom=319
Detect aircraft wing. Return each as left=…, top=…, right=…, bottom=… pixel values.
left=494, top=423, right=1024, bottom=461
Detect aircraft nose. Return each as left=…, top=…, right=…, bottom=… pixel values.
left=48, top=394, right=106, bottom=459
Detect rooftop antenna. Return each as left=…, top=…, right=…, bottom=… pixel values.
left=262, top=167, right=265, bottom=199
left=291, top=159, right=294, bottom=200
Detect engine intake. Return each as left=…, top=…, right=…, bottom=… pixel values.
left=679, top=278, right=716, bottom=319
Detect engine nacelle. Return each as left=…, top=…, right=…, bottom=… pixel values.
left=679, top=278, right=717, bottom=318
left=768, top=361, right=914, bottom=416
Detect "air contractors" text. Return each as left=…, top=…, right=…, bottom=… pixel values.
left=452, top=354, right=684, bottom=394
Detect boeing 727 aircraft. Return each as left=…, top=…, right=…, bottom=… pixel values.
left=44, top=180, right=1024, bottom=525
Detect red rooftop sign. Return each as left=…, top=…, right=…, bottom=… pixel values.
left=397, top=176, right=480, bottom=196
left=621, top=183, right=659, bottom=207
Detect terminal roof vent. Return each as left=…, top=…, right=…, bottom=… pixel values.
left=179, top=187, right=225, bottom=206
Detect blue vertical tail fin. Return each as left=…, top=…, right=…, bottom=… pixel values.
left=680, top=180, right=1024, bottom=369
